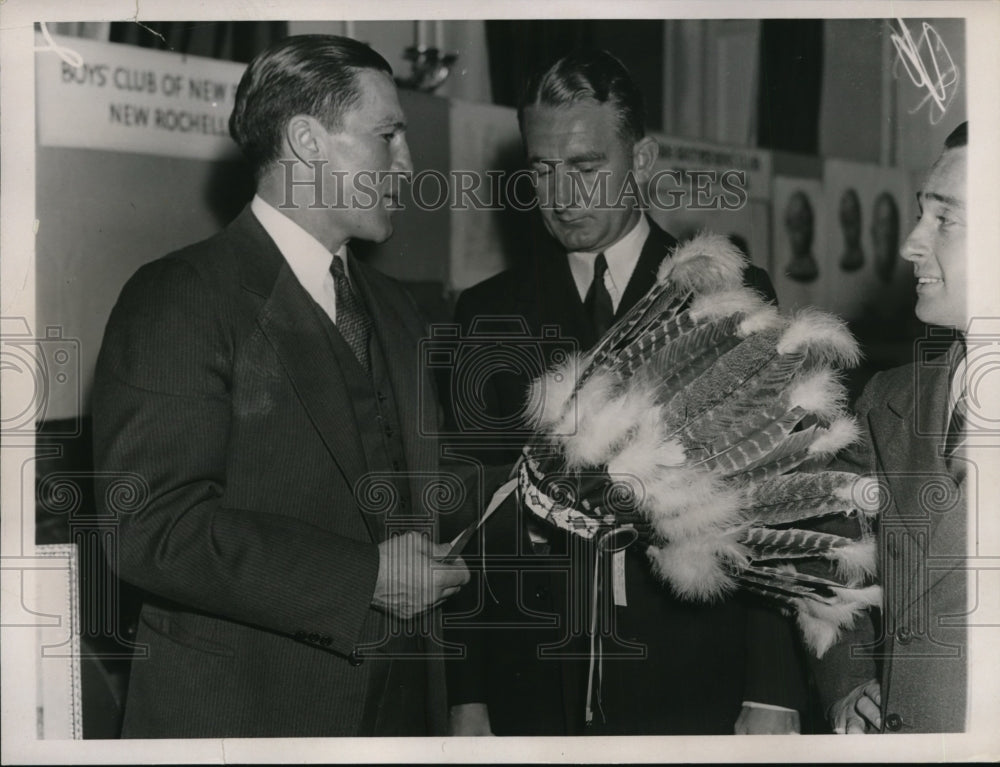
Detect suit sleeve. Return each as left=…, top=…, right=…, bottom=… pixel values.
left=742, top=602, right=809, bottom=712
left=92, top=257, right=379, bottom=658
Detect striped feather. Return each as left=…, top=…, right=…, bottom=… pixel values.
left=742, top=496, right=858, bottom=526
left=663, top=331, right=785, bottom=426
left=732, top=425, right=822, bottom=473
left=588, top=282, right=687, bottom=366
left=693, top=357, right=818, bottom=450
left=699, top=415, right=810, bottom=475
left=740, top=526, right=866, bottom=561
left=649, top=314, right=742, bottom=376
left=737, top=581, right=799, bottom=614
left=649, top=318, right=745, bottom=398
left=614, top=311, right=698, bottom=377
left=743, top=471, right=865, bottom=524
left=741, top=563, right=848, bottom=596
left=690, top=390, right=795, bottom=451
left=736, top=569, right=839, bottom=602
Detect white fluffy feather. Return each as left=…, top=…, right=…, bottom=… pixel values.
left=646, top=535, right=745, bottom=601
left=688, top=287, right=767, bottom=324
left=793, top=586, right=880, bottom=657
left=656, top=232, right=747, bottom=293
left=775, top=309, right=862, bottom=367
left=526, top=351, right=584, bottom=430
left=808, top=417, right=861, bottom=457
left=606, top=419, right=678, bottom=478
left=562, top=375, right=659, bottom=468
left=642, top=469, right=744, bottom=540
left=787, top=370, right=848, bottom=420
left=793, top=599, right=850, bottom=658
left=831, top=538, right=878, bottom=585
left=738, top=305, right=784, bottom=337
left=831, top=583, right=883, bottom=608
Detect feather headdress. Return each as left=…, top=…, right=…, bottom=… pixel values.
left=518, top=232, right=879, bottom=657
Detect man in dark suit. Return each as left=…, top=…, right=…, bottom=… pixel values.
left=813, top=122, right=970, bottom=734
left=445, top=50, right=806, bottom=736
left=92, top=35, right=469, bottom=738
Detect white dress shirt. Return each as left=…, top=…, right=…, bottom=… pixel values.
left=948, top=348, right=967, bottom=428
left=567, top=214, right=649, bottom=312
left=251, top=194, right=347, bottom=325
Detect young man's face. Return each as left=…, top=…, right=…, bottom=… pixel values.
left=902, top=146, right=967, bottom=329
left=317, top=68, right=413, bottom=245
left=522, top=101, right=648, bottom=253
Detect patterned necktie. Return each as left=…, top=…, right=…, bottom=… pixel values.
left=585, top=253, right=614, bottom=342
left=330, top=256, right=373, bottom=373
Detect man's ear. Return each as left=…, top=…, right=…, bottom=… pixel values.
left=631, top=136, right=659, bottom=182
left=286, top=114, right=325, bottom=162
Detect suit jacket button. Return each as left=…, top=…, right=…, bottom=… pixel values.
left=885, top=713, right=903, bottom=731
left=349, top=650, right=364, bottom=667
left=896, top=626, right=912, bottom=644
left=534, top=586, right=549, bottom=600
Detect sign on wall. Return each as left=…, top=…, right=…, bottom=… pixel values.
left=649, top=134, right=773, bottom=272
left=35, top=33, right=245, bottom=161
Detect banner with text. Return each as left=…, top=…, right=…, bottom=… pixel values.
left=648, top=134, right=773, bottom=271
left=35, top=33, right=246, bottom=161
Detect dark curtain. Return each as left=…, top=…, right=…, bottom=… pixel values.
left=756, top=19, right=824, bottom=154
left=485, top=20, right=595, bottom=109
left=485, top=20, right=663, bottom=129
left=109, top=21, right=288, bottom=63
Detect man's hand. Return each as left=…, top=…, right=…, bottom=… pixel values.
left=735, top=705, right=801, bottom=734
left=371, top=531, right=469, bottom=619
left=448, top=703, right=494, bottom=736
left=828, top=678, right=881, bottom=733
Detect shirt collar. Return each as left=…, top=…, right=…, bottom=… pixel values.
left=567, top=214, right=649, bottom=303
left=251, top=194, right=348, bottom=288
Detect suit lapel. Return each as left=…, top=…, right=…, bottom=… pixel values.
left=872, top=362, right=963, bottom=599
left=257, top=269, right=370, bottom=492
left=540, top=244, right=593, bottom=344
left=235, top=209, right=374, bottom=537
left=878, top=364, right=954, bottom=529
left=616, top=218, right=676, bottom=317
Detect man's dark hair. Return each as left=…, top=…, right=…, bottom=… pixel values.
left=517, top=49, right=645, bottom=146
left=229, top=35, right=393, bottom=178
left=944, top=121, right=968, bottom=149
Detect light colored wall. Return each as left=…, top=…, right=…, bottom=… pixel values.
left=35, top=148, right=252, bottom=420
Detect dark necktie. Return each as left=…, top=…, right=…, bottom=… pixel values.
left=584, top=253, right=614, bottom=342
left=330, top=256, right=373, bottom=373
